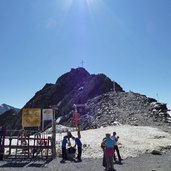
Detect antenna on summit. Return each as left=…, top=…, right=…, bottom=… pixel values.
left=156, top=93, right=159, bottom=101
left=81, top=60, right=84, bottom=68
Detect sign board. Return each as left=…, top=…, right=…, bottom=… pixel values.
left=73, top=104, right=86, bottom=115
left=73, top=112, right=80, bottom=126
left=22, top=108, right=41, bottom=127
left=42, top=109, right=53, bottom=121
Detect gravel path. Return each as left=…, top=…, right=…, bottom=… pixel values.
left=0, top=150, right=171, bottom=171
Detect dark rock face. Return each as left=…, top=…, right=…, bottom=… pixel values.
left=0, top=67, right=123, bottom=130
left=0, top=109, right=19, bottom=130
left=25, top=68, right=122, bottom=113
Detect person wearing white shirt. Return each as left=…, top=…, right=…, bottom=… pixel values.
left=111, top=132, right=122, bottom=162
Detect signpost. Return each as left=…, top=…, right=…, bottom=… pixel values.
left=73, top=112, right=80, bottom=126
left=22, top=107, right=57, bottom=158
left=42, top=109, right=53, bottom=131
left=73, top=104, right=86, bottom=138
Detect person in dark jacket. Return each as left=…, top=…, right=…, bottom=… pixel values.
left=101, top=137, right=107, bottom=169
left=73, top=137, right=82, bottom=162
left=61, top=136, right=68, bottom=163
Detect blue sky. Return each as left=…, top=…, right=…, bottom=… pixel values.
left=0, top=0, right=171, bottom=109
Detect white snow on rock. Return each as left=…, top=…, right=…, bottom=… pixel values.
left=63, top=125, right=171, bottom=159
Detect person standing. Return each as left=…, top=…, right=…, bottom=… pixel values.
left=104, top=133, right=115, bottom=171
left=61, top=136, right=68, bottom=163
left=101, top=137, right=107, bottom=169
left=73, top=137, right=82, bottom=162
left=111, top=132, right=122, bottom=162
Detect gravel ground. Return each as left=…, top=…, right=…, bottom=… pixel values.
left=1, top=125, right=171, bottom=171
left=0, top=150, right=171, bottom=171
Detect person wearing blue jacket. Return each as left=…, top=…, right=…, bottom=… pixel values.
left=105, top=133, right=115, bottom=171
left=73, top=137, right=82, bottom=162
left=61, top=136, right=68, bottom=163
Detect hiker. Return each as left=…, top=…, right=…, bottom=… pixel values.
left=111, top=132, right=122, bottom=162
left=61, top=136, right=68, bottom=163
left=72, top=136, right=82, bottom=162
left=101, top=137, right=107, bottom=169
left=104, top=133, right=115, bottom=171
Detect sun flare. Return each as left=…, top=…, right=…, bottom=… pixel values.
left=62, top=0, right=104, bottom=12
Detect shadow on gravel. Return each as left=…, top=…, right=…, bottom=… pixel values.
left=0, top=158, right=53, bottom=168
left=114, top=161, right=123, bottom=165
left=0, top=161, right=30, bottom=167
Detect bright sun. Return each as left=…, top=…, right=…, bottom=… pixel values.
left=62, top=0, right=103, bottom=10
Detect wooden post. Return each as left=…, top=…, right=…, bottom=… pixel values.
left=51, top=105, right=57, bottom=158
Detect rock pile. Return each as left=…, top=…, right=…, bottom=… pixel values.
left=79, top=91, right=171, bottom=130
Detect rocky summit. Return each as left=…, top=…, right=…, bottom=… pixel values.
left=0, top=67, right=170, bottom=131
left=79, top=91, right=171, bottom=130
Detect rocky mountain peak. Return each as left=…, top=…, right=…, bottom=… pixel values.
left=0, top=67, right=123, bottom=131
left=1, top=68, right=170, bottom=132
left=0, top=103, right=20, bottom=115
left=56, top=67, right=90, bottom=85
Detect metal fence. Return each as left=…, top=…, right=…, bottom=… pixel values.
left=3, top=130, right=53, bottom=160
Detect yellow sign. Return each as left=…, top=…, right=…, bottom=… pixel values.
left=22, top=108, right=41, bottom=127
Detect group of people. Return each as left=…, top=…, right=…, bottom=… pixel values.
left=60, top=129, right=121, bottom=170
left=61, top=130, right=82, bottom=163
left=101, top=132, right=122, bottom=171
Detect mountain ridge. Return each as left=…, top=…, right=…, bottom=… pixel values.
left=0, top=67, right=123, bottom=130
left=0, top=103, right=20, bottom=115
left=0, top=67, right=170, bottom=132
